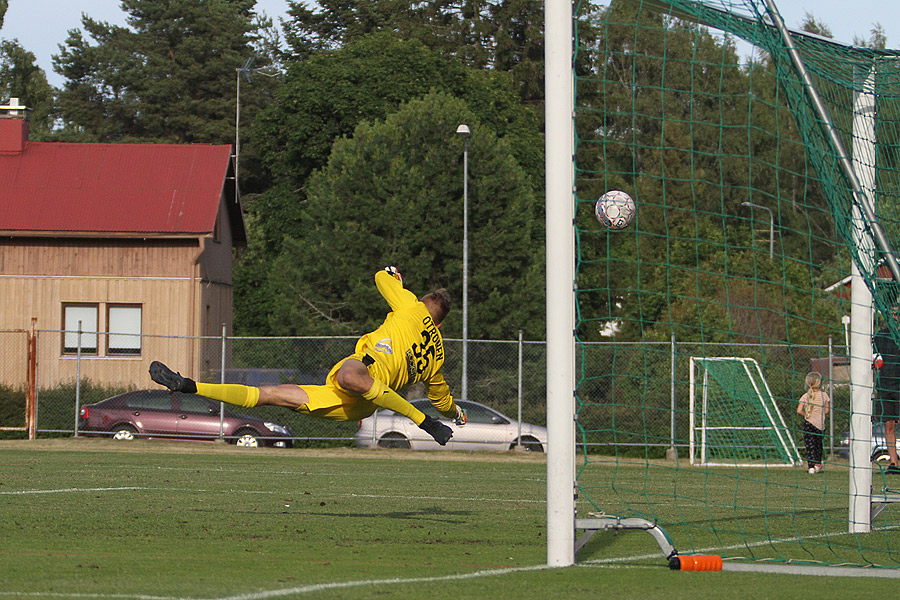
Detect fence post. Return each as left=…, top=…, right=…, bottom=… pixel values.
left=219, top=323, right=227, bottom=440
left=667, top=334, right=677, bottom=460
left=26, top=318, right=37, bottom=440
left=74, top=320, right=83, bottom=437
left=828, top=336, right=834, bottom=457
left=517, top=330, right=524, bottom=449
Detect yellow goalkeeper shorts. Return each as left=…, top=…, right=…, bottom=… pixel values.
left=296, top=354, right=379, bottom=422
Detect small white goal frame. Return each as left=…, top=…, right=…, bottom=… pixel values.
left=689, top=357, right=801, bottom=467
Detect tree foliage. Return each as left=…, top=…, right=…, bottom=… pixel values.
left=261, top=92, right=542, bottom=339
left=281, top=0, right=548, bottom=103
left=574, top=4, right=844, bottom=344
left=0, top=0, right=866, bottom=347
left=854, top=23, right=888, bottom=49
left=0, top=39, right=53, bottom=138
left=255, top=32, right=539, bottom=191
left=235, top=33, right=544, bottom=336
left=52, top=0, right=277, bottom=144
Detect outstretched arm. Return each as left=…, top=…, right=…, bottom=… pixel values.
left=426, top=373, right=466, bottom=425
left=375, top=268, right=418, bottom=312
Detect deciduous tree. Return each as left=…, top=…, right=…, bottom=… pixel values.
left=255, top=92, right=543, bottom=339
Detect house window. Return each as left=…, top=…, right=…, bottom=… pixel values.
left=107, top=304, right=142, bottom=355
left=63, top=304, right=98, bottom=354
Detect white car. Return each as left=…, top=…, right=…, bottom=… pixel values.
left=355, top=399, right=547, bottom=452
left=839, top=423, right=900, bottom=463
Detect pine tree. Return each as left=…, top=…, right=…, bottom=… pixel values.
left=52, top=0, right=277, bottom=144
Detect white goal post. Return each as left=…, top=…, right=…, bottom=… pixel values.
left=689, top=357, right=801, bottom=467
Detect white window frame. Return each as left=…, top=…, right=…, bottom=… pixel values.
left=107, top=304, right=142, bottom=356
left=62, top=303, right=99, bottom=355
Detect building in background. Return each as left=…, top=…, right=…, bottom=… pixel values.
left=0, top=99, right=246, bottom=389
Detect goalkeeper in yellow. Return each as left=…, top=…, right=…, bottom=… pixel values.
left=149, top=267, right=465, bottom=445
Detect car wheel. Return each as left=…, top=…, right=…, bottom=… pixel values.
left=512, top=436, right=544, bottom=453
left=378, top=432, right=411, bottom=449
left=110, top=425, right=138, bottom=441
left=232, top=428, right=261, bottom=448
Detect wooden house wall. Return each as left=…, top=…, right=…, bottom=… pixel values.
left=198, top=198, right=236, bottom=285
left=0, top=233, right=237, bottom=390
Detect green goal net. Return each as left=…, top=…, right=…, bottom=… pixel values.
left=571, top=0, right=900, bottom=570
left=689, top=357, right=800, bottom=466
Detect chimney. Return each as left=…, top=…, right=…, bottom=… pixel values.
left=0, top=98, right=30, bottom=153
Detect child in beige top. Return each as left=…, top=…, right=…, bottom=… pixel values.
left=797, top=371, right=831, bottom=474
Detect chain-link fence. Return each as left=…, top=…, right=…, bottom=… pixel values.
left=0, top=329, right=29, bottom=434
left=576, top=340, right=850, bottom=457
left=0, top=331, right=848, bottom=452
left=5, top=331, right=546, bottom=444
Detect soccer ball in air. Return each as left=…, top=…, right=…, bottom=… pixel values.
left=594, top=190, right=636, bottom=230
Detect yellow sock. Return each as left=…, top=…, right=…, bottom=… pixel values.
left=195, top=382, right=260, bottom=408
left=363, top=379, right=426, bottom=425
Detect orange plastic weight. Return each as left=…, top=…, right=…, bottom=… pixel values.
left=668, top=555, right=723, bottom=571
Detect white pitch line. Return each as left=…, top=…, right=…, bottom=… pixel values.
left=0, top=486, right=540, bottom=504
left=0, top=487, right=146, bottom=495
left=3, top=534, right=899, bottom=600
left=216, top=565, right=553, bottom=600
left=0, top=566, right=554, bottom=600
left=4, top=487, right=898, bottom=598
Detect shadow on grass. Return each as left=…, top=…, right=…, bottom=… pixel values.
left=310, top=506, right=472, bottom=523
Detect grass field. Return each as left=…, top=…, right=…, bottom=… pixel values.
left=2, top=439, right=900, bottom=599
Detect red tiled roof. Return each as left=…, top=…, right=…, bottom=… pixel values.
left=0, top=140, right=235, bottom=236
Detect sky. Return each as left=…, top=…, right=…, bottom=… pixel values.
left=0, top=0, right=898, bottom=88
left=0, top=0, right=292, bottom=87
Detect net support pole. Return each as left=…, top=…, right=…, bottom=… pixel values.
left=848, top=64, right=877, bottom=533
left=762, top=0, right=900, bottom=284
left=849, top=264, right=874, bottom=534
left=545, top=0, right=576, bottom=567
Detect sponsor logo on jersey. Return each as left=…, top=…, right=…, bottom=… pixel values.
left=405, top=350, right=417, bottom=380
left=375, top=338, right=394, bottom=354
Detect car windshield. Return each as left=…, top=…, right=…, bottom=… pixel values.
left=412, top=401, right=508, bottom=425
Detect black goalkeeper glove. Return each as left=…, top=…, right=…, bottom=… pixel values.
left=419, top=415, right=453, bottom=446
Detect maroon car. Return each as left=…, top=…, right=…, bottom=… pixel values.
left=78, top=390, right=293, bottom=448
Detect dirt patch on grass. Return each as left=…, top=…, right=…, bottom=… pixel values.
left=0, top=437, right=549, bottom=464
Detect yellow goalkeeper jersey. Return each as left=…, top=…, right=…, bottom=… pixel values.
left=354, top=270, right=452, bottom=407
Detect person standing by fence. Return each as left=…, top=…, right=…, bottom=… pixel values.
left=797, top=371, right=830, bottom=474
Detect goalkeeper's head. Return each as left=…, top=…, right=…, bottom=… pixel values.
left=422, top=288, right=452, bottom=325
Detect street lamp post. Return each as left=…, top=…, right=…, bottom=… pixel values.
left=456, top=124, right=470, bottom=401
left=741, top=201, right=774, bottom=259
